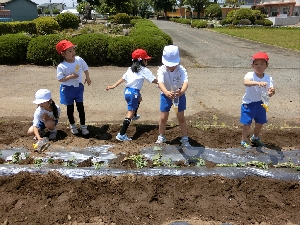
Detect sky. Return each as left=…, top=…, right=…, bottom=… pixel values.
left=31, top=0, right=77, bottom=8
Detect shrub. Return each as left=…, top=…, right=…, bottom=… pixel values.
left=239, top=19, right=251, bottom=25
left=33, top=17, right=60, bottom=35
left=113, top=13, right=130, bottom=24
left=130, top=26, right=172, bottom=45
left=131, top=35, right=167, bottom=65
left=226, top=9, right=257, bottom=24
left=26, top=34, right=66, bottom=66
left=0, top=22, right=13, bottom=35
left=254, top=19, right=265, bottom=25
left=264, top=19, right=273, bottom=26
left=71, top=33, right=110, bottom=66
left=204, top=4, right=222, bottom=19
left=0, top=33, right=31, bottom=65
left=107, top=36, right=135, bottom=66
left=191, top=20, right=208, bottom=28
left=55, top=13, right=80, bottom=30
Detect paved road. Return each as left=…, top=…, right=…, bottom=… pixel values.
left=0, top=21, right=299, bottom=124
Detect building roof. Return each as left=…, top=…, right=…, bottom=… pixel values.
left=0, top=0, right=37, bottom=5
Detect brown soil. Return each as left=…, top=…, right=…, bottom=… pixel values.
left=0, top=108, right=300, bottom=225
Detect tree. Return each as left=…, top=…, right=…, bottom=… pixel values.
left=52, top=8, right=61, bottom=14
left=204, top=3, right=222, bottom=19
left=223, top=0, right=241, bottom=8
left=151, top=0, right=177, bottom=19
left=183, top=0, right=209, bottom=18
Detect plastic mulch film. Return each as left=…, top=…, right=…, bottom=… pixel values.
left=0, top=145, right=299, bottom=181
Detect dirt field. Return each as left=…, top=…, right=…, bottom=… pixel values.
left=1, top=21, right=300, bottom=225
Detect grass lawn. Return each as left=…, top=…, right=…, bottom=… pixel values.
left=213, top=27, right=300, bottom=51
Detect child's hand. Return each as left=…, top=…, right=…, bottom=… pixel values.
left=268, top=87, right=275, bottom=97
left=106, top=85, right=115, bottom=90
left=166, top=91, right=175, bottom=100
left=68, top=73, right=79, bottom=80
left=257, top=82, right=268, bottom=87
left=85, top=77, right=91, bottom=85
left=41, top=113, right=49, bottom=121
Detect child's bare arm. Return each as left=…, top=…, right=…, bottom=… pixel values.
left=106, top=78, right=125, bottom=90
left=84, top=70, right=91, bottom=85
left=244, top=79, right=267, bottom=87
left=58, top=73, right=79, bottom=82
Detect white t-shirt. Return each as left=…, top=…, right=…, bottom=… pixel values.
left=57, top=56, right=89, bottom=87
left=122, top=67, right=156, bottom=90
left=32, top=105, right=61, bottom=127
left=242, top=72, right=274, bottom=104
left=157, top=65, right=188, bottom=92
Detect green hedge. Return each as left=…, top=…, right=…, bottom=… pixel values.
left=0, top=21, right=36, bottom=35
left=71, top=33, right=110, bottom=66
left=55, top=13, right=80, bottom=30
left=26, top=34, right=66, bottom=66
left=33, top=17, right=60, bottom=35
left=0, top=33, right=31, bottom=64
left=107, top=36, right=135, bottom=66
left=1, top=19, right=173, bottom=67
left=131, top=35, right=167, bottom=64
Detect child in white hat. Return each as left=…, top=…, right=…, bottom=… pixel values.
left=156, top=45, right=191, bottom=147
left=27, top=89, right=60, bottom=140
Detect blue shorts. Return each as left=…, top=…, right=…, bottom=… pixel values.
left=38, top=119, right=58, bottom=130
left=160, top=93, right=186, bottom=112
left=60, top=83, right=84, bottom=105
left=124, top=87, right=140, bottom=111
left=240, top=101, right=267, bottom=125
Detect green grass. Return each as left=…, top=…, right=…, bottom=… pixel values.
left=213, top=27, right=300, bottom=51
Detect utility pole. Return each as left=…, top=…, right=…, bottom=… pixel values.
left=49, top=0, right=52, bottom=16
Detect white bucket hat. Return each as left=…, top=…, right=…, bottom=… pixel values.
left=162, top=45, right=180, bottom=67
left=33, top=89, right=52, bottom=104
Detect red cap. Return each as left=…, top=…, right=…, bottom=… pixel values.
left=56, top=40, right=76, bottom=54
left=132, top=49, right=151, bottom=60
left=251, top=52, right=269, bottom=62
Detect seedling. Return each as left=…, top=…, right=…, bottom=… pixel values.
left=93, top=161, right=106, bottom=169
left=194, top=157, right=206, bottom=167
left=152, top=153, right=179, bottom=168
left=33, top=158, right=43, bottom=168
left=246, top=161, right=269, bottom=169
left=124, top=154, right=148, bottom=169
left=48, top=158, right=55, bottom=164
left=11, top=152, right=28, bottom=164
left=63, top=157, right=78, bottom=167
left=217, top=162, right=246, bottom=167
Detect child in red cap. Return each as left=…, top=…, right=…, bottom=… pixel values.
left=106, top=49, right=158, bottom=141
left=56, top=40, right=91, bottom=136
left=240, top=52, right=275, bottom=148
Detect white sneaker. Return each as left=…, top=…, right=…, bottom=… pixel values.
left=81, top=125, right=89, bottom=135
left=116, top=133, right=132, bottom=141
left=48, top=130, right=57, bottom=140
left=132, top=114, right=140, bottom=121
left=155, top=135, right=166, bottom=144
left=180, top=136, right=191, bottom=147
left=69, top=124, right=79, bottom=134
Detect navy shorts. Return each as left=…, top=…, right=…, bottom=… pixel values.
left=38, top=119, right=58, bottom=130
left=124, top=87, right=140, bottom=111
left=240, top=101, right=267, bottom=125
left=60, top=83, right=84, bottom=105
left=160, top=93, right=186, bottom=112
